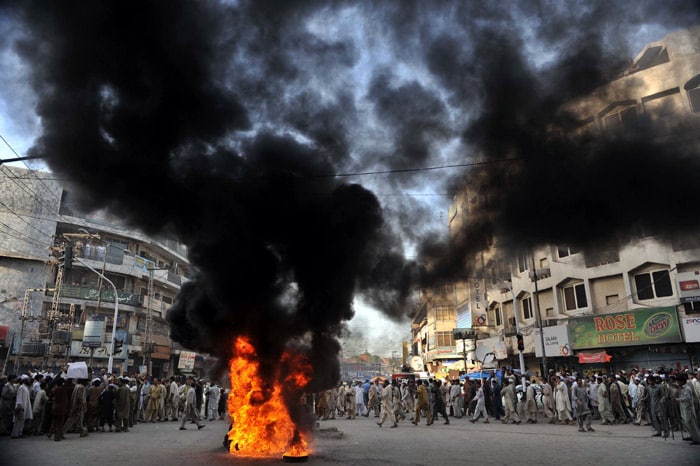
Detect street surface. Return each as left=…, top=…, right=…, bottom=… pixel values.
left=1, top=414, right=697, bottom=466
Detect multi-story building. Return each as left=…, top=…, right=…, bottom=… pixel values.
left=421, top=26, right=700, bottom=377
left=0, top=166, right=193, bottom=377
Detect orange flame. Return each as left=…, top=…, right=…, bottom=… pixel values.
left=226, top=336, right=312, bottom=458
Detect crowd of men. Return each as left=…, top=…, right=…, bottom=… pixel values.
left=314, top=366, right=700, bottom=444
left=0, top=369, right=228, bottom=440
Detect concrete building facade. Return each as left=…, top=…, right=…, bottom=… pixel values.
left=0, top=165, right=193, bottom=377
left=414, top=26, right=700, bottom=378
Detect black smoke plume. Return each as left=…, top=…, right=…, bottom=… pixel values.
left=7, top=1, right=700, bottom=426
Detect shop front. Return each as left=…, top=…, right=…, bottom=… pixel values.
left=568, top=306, right=689, bottom=373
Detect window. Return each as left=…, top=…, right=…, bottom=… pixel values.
left=634, top=270, right=673, bottom=300
left=563, top=283, right=588, bottom=311
left=599, top=101, right=638, bottom=135
left=603, top=106, right=638, bottom=133
left=105, top=240, right=127, bottom=265
left=632, top=45, right=669, bottom=71
left=522, top=296, right=533, bottom=319
left=689, top=87, right=700, bottom=113
left=436, top=331, right=454, bottom=348
left=642, top=88, right=682, bottom=119
left=435, top=306, right=454, bottom=321
left=685, top=74, right=700, bottom=113
left=557, top=246, right=579, bottom=258
left=492, top=305, right=502, bottom=327
left=545, top=307, right=554, bottom=317
left=517, top=253, right=529, bottom=273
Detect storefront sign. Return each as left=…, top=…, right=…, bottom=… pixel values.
left=178, top=350, right=196, bottom=370
left=681, top=316, right=700, bottom=343
left=677, top=271, right=700, bottom=303
left=568, top=307, right=682, bottom=349
left=71, top=340, right=125, bottom=358
left=578, top=351, right=612, bottom=363
left=534, top=325, right=571, bottom=357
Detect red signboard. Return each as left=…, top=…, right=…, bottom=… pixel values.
left=680, top=280, right=700, bottom=291
left=0, top=325, right=8, bottom=343
left=578, top=351, right=612, bottom=364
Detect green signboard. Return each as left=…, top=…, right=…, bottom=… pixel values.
left=568, top=307, right=681, bottom=350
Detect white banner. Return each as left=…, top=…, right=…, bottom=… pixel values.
left=534, top=325, right=571, bottom=357
left=475, top=336, right=507, bottom=361
left=178, top=351, right=196, bottom=370
left=681, top=316, right=700, bottom=343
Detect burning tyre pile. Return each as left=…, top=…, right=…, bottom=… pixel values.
left=224, top=337, right=313, bottom=461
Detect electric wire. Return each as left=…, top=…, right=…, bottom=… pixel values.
left=0, top=133, right=61, bottom=205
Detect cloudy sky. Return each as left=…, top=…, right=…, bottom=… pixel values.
left=0, top=1, right=698, bottom=365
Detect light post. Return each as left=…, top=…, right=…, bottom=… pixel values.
left=501, top=281, right=526, bottom=381
left=73, top=256, right=120, bottom=374
left=530, top=254, right=548, bottom=377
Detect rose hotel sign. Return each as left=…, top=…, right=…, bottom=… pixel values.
left=568, top=307, right=682, bottom=349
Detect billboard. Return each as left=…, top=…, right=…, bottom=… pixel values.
left=568, top=307, right=682, bottom=349
left=534, top=325, right=571, bottom=357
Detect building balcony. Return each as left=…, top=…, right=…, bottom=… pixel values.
left=60, top=284, right=142, bottom=307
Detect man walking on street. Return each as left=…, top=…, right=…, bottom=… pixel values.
left=573, top=376, right=594, bottom=432
left=469, top=379, right=490, bottom=424
left=501, top=378, right=520, bottom=424
left=377, top=380, right=397, bottom=428
left=179, top=378, right=204, bottom=431
left=412, top=380, right=432, bottom=426
left=62, top=378, right=88, bottom=437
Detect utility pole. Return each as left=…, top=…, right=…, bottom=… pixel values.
left=144, top=267, right=155, bottom=376
left=531, top=254, right=548, bottom=378
left=503, top=281, right=526, bottom=380
left=141, top=265, right=170, bottom=376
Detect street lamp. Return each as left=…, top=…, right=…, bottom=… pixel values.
left=73, top=256, right=120, bottom=374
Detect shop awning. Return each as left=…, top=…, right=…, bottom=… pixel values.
left=577, top=351, right=612, bottom=364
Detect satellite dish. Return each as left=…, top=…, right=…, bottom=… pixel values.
left=410, top=355, right=424, bottom=372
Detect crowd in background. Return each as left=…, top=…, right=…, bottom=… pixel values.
left=313, top=365, right=700, bottom=444
left=0, top=368, right=228, bottom=441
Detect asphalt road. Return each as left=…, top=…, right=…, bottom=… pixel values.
left=1, top=414, right=697, bottom=466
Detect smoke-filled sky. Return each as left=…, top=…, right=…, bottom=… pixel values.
left=1, top=1, right=699, bottom=383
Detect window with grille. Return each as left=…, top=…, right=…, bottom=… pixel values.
left=435, top=306, right=454, bottom=321
left=436, top=331, right=454, bottom=348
